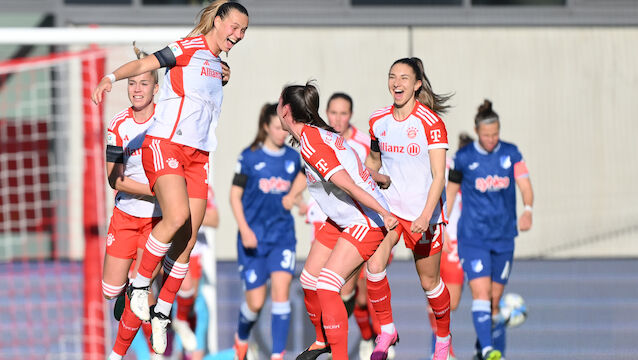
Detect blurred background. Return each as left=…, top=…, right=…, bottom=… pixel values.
left=0, top=0, right=637, bottom=359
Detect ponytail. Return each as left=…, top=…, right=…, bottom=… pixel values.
left=249, top=103, right=277, bottom=151
left=391, top=57, right=452, bottom=115
left=474, top=99, right=500, bottom=128
left=280, top=81, right=337, bottom=146
left=132, top=41, right=158, bottom=83
left=187, top=0, right=249, bottom=38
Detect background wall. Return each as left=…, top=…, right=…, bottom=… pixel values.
left=103, top=26, right=638, bottom=260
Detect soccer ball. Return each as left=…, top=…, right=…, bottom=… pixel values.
left=499, top=293, right=528, bottom=328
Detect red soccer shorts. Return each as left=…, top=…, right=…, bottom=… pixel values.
left=142, top=136, right=209, bottom=199
left=440, top=239, right=464, bottom=285
left=393, top=216, right=444, bottom=257
left=106, top=207, right=161, bottom=259
left=316, top=218, right=386, bottom=261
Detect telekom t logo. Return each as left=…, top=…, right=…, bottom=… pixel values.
left=315, top=159, right=329, bottom=173
left=430, top=129, right=442, bottom=142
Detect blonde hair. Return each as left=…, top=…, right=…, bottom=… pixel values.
left=132, top=41, right=158, bottom=83
left=187, top=0, right=249, bottom=38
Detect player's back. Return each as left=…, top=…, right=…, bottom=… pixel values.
left=301, top=125, right=387, bottom=229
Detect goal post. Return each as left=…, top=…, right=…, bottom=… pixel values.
left=0, top=47, right=108, bottom=359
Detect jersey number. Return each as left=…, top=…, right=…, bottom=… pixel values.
left=280, top=249, right=295, bottom=271
left=203, top=162, right=209, bottom=184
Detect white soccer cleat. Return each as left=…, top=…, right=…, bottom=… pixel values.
left=172, top=318, right=198, bottom=352
left=127, top=285, right=151, bottom=321
left=150, top=306, right=171, bottom=354
left=387, top=344, right=396, bottom=359
left=359, top=338, right=374, bottom=360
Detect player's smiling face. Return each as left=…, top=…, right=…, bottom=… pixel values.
left=476, top=121, right=500, bottom=152
left=127, top=72, right=157, bottom=111
left=213, top=9, right=248, bottom=54
left=388, top=63, right=421, bottom=108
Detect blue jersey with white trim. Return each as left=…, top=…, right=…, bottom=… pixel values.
left=235, top=145, right=301, bottom=248
left=451, top=140, right=523, bottom=249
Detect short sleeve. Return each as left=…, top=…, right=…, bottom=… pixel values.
left=511, top=146, right=529, bottom=179
left=300, top=129, right=343, bottom=180
left=425, top=119, right=449, bottom=150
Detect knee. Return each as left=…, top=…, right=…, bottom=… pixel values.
left=164, top=209, right=191, bottom=232
left=245, top=297, right=265, bottom=313
left=366, top=259, right=386, bottom=275
left=102, top=280, right=125, bottom=300
left=419, top=276, right=439, bottom=292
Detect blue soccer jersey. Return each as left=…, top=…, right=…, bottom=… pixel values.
left=451, top=140, right=525, bottom=249
left=234, top=145, right=302, bottom=248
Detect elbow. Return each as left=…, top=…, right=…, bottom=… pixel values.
left=107, top=177, right=117, bottom=190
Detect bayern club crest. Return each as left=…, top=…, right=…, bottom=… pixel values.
left=407, top=126, right=418, bottom=139
left=166, top=158, right=179, bottom=169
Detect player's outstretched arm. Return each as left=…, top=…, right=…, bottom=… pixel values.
left=92, top=55, right=161, bottom=105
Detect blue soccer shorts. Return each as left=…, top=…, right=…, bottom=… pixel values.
left=237, top=243, right=296, bottom=290
left=458, top=241, right=514, bottom=285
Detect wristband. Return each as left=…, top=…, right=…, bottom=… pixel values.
left=524, top=205, right=533, bottom=213
left=105, top=73, right=116, bottom=83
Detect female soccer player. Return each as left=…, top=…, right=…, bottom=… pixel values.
left=277, top=82, right=398, bottom=360
left=92, top=0, right=248, bottom=354
left=364, top=57, right=453, bottom=360
left=446, top=100, right=533, bottom=360
left=230, top=103, right=306, bottom=360
left=427, top=132, right=473, bottom=360
left=103, top=44, right=160, bottom=360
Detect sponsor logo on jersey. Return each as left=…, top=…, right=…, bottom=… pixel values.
left=315, top=159, right=329, bottom=174
left=500, top=155, right=512, bottom=169
left=430, top=129, right=442, bottom=142
left=335, top=136, right=346, bottom=150
left=200, top=66, right=222, bottom=79
left=123, top=135, right=129, bottom=142
left=407, top=126, right=418, bottom=139
left=379, top=142, right=404, bottom=154
left=380, top=130, right=387, bottom=137
left=471, top=259, right=484, bottom=273
left=407, top=143, right=421, bottom=156
left=254, top=162, right=266, bottom=171
left=258, top=176, right=291, bottom=194
left=203, top=60, right=210, bottom=66
left=285, top=160, right=296, bottom=174
left=469, top=162, right=479, bottom=170
left=106, top=233, right=115, bottom=246
left=167, top=158, right=179, bottom=169
left=124, top=147, right=142, bottom=157
left=475, top=175, right=510, bottom=192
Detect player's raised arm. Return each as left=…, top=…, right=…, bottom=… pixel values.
left=92, top=54, right=160, bottom=105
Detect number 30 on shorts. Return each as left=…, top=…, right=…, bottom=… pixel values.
left=280, top=249, right=295, bottom=271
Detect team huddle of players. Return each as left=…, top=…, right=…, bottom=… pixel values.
left=93, top=1, right=534, bottom=360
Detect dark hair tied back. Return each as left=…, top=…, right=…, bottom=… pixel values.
left=391, top=57, right=452, bottom=115
left=280, top=81, right=337, bottom=146
left=474, top=99, right=500, bottom=128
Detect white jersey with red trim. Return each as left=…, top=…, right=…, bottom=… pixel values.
left=304, top=125, right=371, bottom=225
left=300, top=125, right=389, bottom=229
left=369, top=101, right=448, bottom=223
left=147, top=35, right=223, bottom=152
left=107, top=107, right=162, bottom=218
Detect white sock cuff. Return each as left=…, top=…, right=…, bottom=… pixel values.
left=366, top=268, right=387, bottom=282
left=146, top=234, right=170, bottom=257
left=102, top=281, right=125, bottom=298
left=472, top=299, right=492, bottom=312
left=165, top=258, right=189, bottom=279
left=240, top=301, right=259, bottom=321
left=271, top=301, right=291, bottom=315
left=155, top=299, right=173, bottom=316
left=300, top=269, right=318, bottom=290
left=177, top=287, right=196, bottom=298
left=341, top=290, right=356, bottom=302
left=426, top=279, right=445, bottom=298
left=316, top=268, right=345, bottom=293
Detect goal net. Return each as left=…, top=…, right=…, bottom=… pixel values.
left=0, top=47, right=108, bottom=360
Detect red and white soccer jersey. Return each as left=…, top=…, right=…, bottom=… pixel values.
left=304, top=125, right=372, bottom=228
left=107, top=107, right=161, bottom=218
left=369, top=101, right=448, bottom=223
left=147, top=35, right=224, bottom=152
left=300, top=125, right=389, bottom=230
